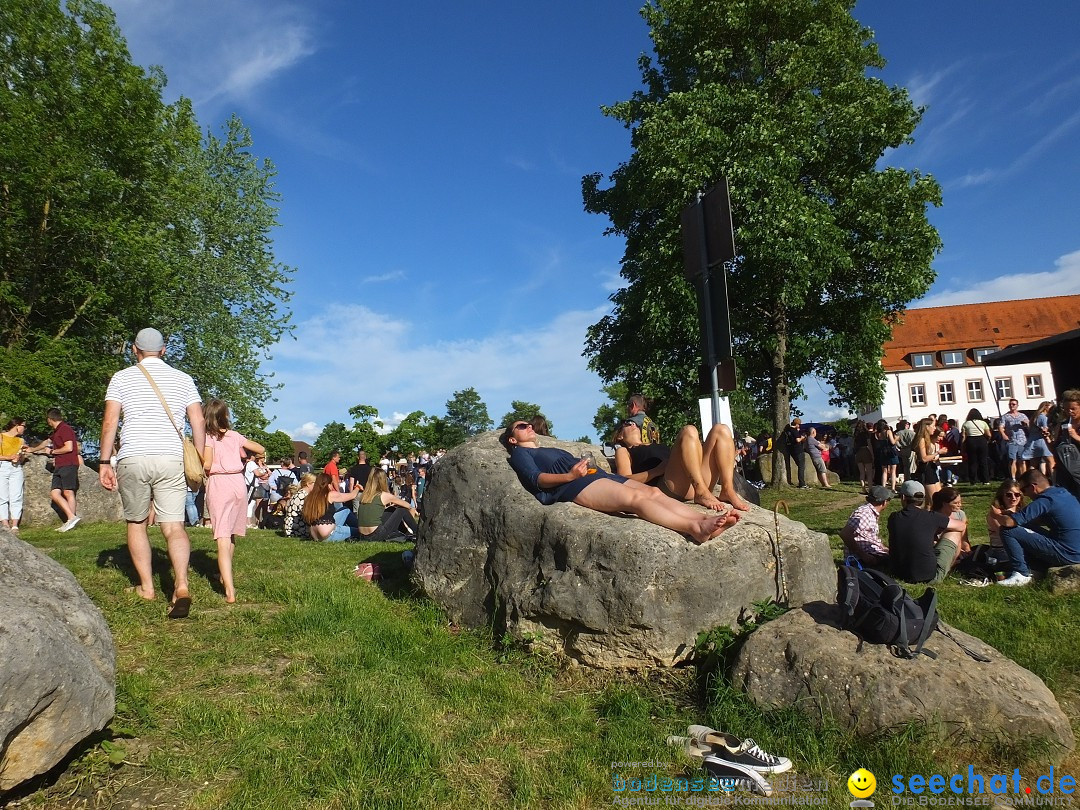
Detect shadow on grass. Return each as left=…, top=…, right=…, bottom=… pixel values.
left=95, top=542, right=224, bottom=597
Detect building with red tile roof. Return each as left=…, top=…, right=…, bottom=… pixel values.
left=864, top=294, right=1078, bottom=425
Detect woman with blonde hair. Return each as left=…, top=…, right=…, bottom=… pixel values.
left=283, top=472, right=318, bottom=539
left=356, top=469, right=418, bottom=541
left=302, top=473, right=360, bottom=541
left=913, top=419, right=942, bottom=508
left=202, top=399, right=264, bottom=603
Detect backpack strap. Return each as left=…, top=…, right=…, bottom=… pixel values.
left=936, top=625, right=992, bottom=663
left=837, top=566, right=860, bottom=619
left=911, top=588, right=938, bottom=659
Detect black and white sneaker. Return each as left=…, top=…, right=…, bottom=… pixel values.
left=702, top=756, right=773, bottom=796
left=688, top=725, right=792, bottom=773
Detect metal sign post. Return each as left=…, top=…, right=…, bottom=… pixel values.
left=680, top=179, right=736, bottom=427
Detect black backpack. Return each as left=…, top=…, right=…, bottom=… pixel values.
left=836, top=566, right=938, bottom=659
left=276, top=470, right=295, bottom=496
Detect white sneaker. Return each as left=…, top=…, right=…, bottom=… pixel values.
left=997, top=571, right=1032, bottom=587
left=56, top=516, right=81, bottom=532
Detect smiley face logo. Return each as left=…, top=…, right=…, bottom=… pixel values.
left=847, top=768, right=877, bottom=799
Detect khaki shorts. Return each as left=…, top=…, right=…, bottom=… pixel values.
left=117, top=455, right=186, bottom=523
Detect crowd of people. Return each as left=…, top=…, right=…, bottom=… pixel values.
left=834, top=390, right=1080, bottom=588
left=6, top=326, right=1080, bottom=607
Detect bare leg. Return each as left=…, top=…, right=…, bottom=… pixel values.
left=50, top=488, right=76, bottom=521
left=159, top=521, right=191, bottom=602
left=575, top=478, right=738, bottom=544
left=665, top=425, right=751, bottom=511
left=125, top=518, right=156, bottom=600
left=216, top=534, right=236, bottom=603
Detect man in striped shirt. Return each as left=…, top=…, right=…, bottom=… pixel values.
left=99, top=328, right=205, bottom=619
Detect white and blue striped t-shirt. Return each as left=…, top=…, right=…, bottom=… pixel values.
left=105, top=357, right=201, bottom=461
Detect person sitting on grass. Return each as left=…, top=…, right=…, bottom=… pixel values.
left=929, top=487, right=971, bottom=583
left=886, top=480, right=966, bottom=584
left=989, top=469, right=1080, bottom=587
left=355, top=469, right=419, bottom=542
left=301, top=473, right=359, bottom=542
left=502, top=421, right=739, bottom=545
left=839, top=485, right=893, bottom=569
left=611, top=418, right=752, bottom=511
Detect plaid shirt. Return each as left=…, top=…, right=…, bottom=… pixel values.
left=845, top=502, right=888, bottom=560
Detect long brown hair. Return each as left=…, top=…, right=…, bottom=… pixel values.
left=302, top=473, right=334, bottom=524
left=914, top=420, right=935, bottom=458
left=203, top=398, right=232, bottom=439
left=360, top=469, right=389, bottom=504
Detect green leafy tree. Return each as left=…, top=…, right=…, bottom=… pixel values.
left=443, top=388, right=493, bottom=447
left=310, top=421, right=355, bottom=467
left=383, top=410, right=436, bottom=457
left=499, top=401, right=552, bottom=435
left=347, top=404, right=386, bottom=457
left=592, top=382, right=628, bottom=443
left=255, top=430, right=295, bottom=463
left=582, top=0, right=942, bottom=486
left=0, top=0, right=292, bottom=436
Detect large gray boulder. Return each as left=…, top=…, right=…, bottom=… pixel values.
left=731, top=602, right=1075, bottom=758
left=19, top=455, right=123, bottom=527
left=0, top=529, right=116, bottom=792
left=415, top=432, right=835, bottom=668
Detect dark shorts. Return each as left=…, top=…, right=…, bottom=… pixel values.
left=51, top=464, right=79, bottom=492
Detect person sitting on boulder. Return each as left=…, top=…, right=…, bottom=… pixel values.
left=500, top=421, right=739, bottom=545
left=611, top=418, right=751, bottom=512
left=839, top=485, right=893, bottom=568
left=887, top=480, right=966, bottom=584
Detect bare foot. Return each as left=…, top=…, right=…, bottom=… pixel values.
left=688, top=511, right=740, bottom=544
left=224, top=590, right=237, bottom=604
left=693, top=488, right=725, bottom=512
left=125, top=585, right=155, bottom=600
left=718, top=486, right=753, bottom=512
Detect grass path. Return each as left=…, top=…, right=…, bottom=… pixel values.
left=9, top=481, right=1080, bottom=808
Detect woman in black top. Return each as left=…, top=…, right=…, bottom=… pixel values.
left=612, top=420, right=751, bottom=512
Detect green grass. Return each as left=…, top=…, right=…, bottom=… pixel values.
left=12, top=482, right=1080, bottom=808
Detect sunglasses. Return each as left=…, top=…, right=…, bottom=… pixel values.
left=511, top=423, right=531, bottom=432
left=1003, top=492, right=1022, bottom=499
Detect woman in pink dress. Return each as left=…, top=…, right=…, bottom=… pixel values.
left=202, top=399, right=264, bottom=603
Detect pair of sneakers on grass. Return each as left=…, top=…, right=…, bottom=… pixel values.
left=668, top=725, right=791, bottom=797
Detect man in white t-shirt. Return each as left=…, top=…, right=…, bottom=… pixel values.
left=99, top=328, right=204, bottom=619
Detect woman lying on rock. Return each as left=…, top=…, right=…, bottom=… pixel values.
left=611, top=419, right=752, bottom=512
left=501, top=421, right=739, bottom=544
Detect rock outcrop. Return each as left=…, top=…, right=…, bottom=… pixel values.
left=415, top=432, right=835, bottom=669
left=18, top=455, right=123, bottom=527
left=731, top=602, right=1075, bottom=758
left=0, top=529, right=116, bottom=792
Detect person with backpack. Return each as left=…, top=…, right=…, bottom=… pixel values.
left=625, top=394, right=661, bottom=445
left=887, top=480, right=966, bottom=583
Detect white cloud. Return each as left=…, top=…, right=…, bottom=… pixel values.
left=266, top=303, right=613, bottom=443
left=289, top=421, right=321, bottom=440
left=108, top=0, right=315, bottom=109
left=363, top=270, right=407, bottom=284
left=914, top=248, right=1080, bottom=309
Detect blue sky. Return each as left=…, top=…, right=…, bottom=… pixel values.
left=106, top=0, right=1080, bottom=442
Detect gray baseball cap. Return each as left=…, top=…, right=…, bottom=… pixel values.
left=867, top=485, right=895, bottom=504
left=899, top=479, right=926, bottom=500
left=134, top=328, right=165, bottom=352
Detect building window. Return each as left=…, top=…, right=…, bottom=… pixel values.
left=942, top=350, right=965, bottom=366
left=1026, top=375, right=1043, bottom=398
left=967, top=379, right=984, bottom=402
left=995, top=378, right=1013, bottom=400
left=974, top=348, right=997, bottom=364
left=912, top=353, right=934, bottom=369
left=909, top=384, right=926, bottom=406
left=938, top=382, right=955, bottom=405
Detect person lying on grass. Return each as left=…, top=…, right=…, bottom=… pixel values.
left=611, top=418, right=752, bottom=512
left=501, top=421, right=739, bottom=545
